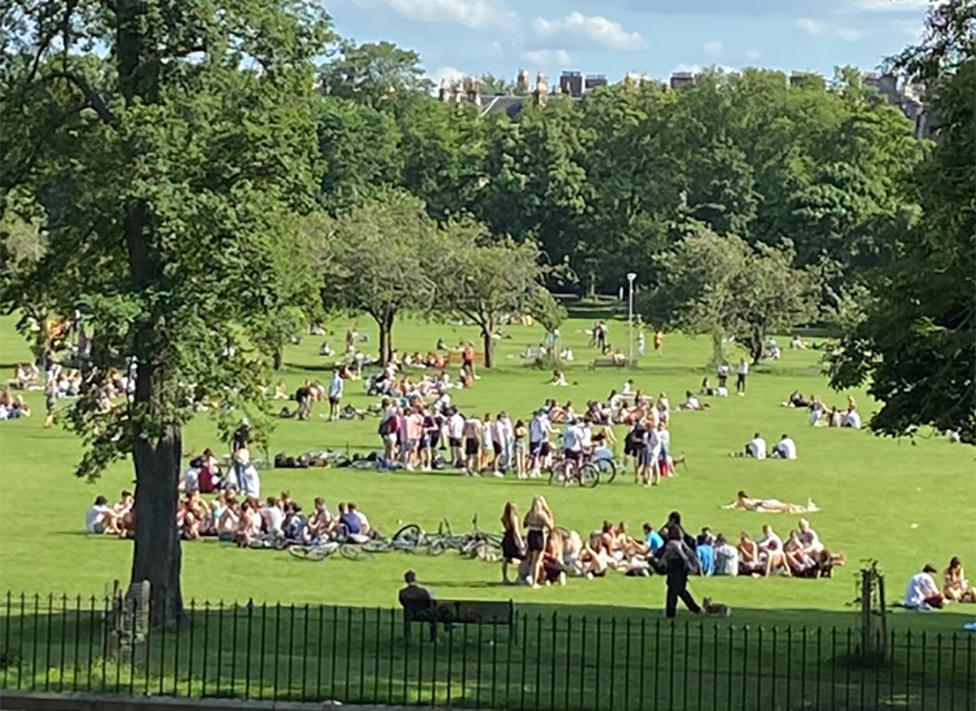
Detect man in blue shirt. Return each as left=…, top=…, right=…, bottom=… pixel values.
left=696, top=528, right=716, bottom=576
left=642, top=523, right=664, bottom=555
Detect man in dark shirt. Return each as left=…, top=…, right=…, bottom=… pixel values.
left=398, top=570, right=443, bottom=639
left=661, top=527, right=703, bottom=618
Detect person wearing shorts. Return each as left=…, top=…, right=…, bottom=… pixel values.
left=328, top=368, right=344, bottom=421
left=463, top=415, right=483, bottom=476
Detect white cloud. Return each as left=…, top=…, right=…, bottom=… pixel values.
left=835, top=27, right=863, bottom=41
left=850, top=0, right=928, bottom=12
left=703, top=41, right=724, bottom=59
left=533, top=11, right=646, bottom=50
left=429, top=66, right=466, bottom=85
left=521, top=49, right=572, bottom=67
left=745, top=49, right=762, bottom=60
left=796, top=17, right=822, bottom=35
left=384, top=0, right=516, bottom=30
left=798, top=16, right=864, bottom=41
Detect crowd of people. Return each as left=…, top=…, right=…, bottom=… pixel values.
left=496, top=499, right=847, bottom=593
left=784, top=391, right=862, bottom=429
left=85, top=484, right=378, bottom=550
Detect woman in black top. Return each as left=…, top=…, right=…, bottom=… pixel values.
left=500, top=502, right=524, bottom=584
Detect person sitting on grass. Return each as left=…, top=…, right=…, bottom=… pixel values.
left=85, top=495, right=119, bottom=535
left=235, top=498, right=263, bottom=548
left=758, top=524, right=790, bottom=577
left=943, top=557, right=976, bottom=603
left=745, top=432, right=767, bottom=459
left=550, top=369, right=568, bottom=386
left=784, top=530, right=819, bottom=577
left=771, top=434, right=798, bottom=460
left=905, top=564, right=944, bottom=610
left=713, top=534, right=739, bottom=576
left=737, top=532, right=764, bottom=576
left=679, top=390, right=710, bottom=411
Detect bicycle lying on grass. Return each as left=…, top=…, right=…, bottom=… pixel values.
left=288, top=518, right=502, bottom=563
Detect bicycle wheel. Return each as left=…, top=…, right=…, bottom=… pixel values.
left=594, top=458, right=617, bottom=484
left=340, top=543, right=373, bottom=561
left=363, top=538, right=391, bottom=553
left=579, top=463, right=600, bottom=489
left=392, top=524, right=424, bottom=547
left=426, top=540, right=448, bottom=557
left=289, top=546, right=328, bottom=562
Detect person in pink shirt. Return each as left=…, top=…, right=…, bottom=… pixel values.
left=404, top=407, right=425, bottom=471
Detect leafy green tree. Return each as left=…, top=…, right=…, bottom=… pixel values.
left=397, top=95, right=485, bottom=221
left=315, top=192, right=437, bottom=364
left=314, top=97, right=403, bottom=212
left=319, top=41, right=431, bottom=109
left=435, top=226, right=551, bottom=368
left=829, top=0, right=976, bottom=443
left=639, top=228, right=817, bottom=364
left=1, top=0, right=332, bottom=619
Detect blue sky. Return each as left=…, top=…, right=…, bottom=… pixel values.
left=321, top=0, right=931, bottom=86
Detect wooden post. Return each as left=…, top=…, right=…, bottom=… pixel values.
left=877, top=573, right=889, bottom=660
left=860, top=568, right=872, bottom=659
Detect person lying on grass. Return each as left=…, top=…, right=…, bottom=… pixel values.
left=723, top=490, right=818, bottom=513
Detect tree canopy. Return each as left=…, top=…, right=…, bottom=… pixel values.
left=1, top=0, right=333, bottom=619
left=639, top=228, right=817, bottom=365
left=828, top=0, right=976, bottom=443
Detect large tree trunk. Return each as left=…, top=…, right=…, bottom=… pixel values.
left=377, top=311, right=395, bottom=365
left=751, top=327, right=765, bottom=365
left=130, top=417, right=184, bottom=623
left=117, top=0, right=175, bottom=622
left=482, top=326, right=494, bottom=369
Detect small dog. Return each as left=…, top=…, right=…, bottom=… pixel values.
left=702, top=597, right=732, bottom=617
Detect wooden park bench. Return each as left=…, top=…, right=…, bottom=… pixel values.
left=445, top=350, right=485, bottom=367
left=588, top=356, right=630, bottom=370
left=401, top=597, right=517, bottom=641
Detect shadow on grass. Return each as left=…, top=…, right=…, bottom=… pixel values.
left=0, top=596, right=971, bottom=710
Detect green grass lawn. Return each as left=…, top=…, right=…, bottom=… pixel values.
left=0, top=307, right=974, bottom=634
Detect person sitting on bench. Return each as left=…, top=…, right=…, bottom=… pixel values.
left=399, top=570, right=451, bottom=638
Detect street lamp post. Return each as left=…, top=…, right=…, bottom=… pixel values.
left=626, top=272, right=637, bottom=365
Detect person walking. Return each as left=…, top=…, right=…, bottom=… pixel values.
left=661, top=526, right=702, bottom=618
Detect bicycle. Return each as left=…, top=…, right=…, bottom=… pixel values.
left=288, top=541, right=340, bottom=561
left=548, top=455, right=599, bottom=488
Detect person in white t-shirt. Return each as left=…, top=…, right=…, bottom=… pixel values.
left=447, top=408, right=465, bottom=467
left=260, top=497, right=285, bottom=537
left=736, top=358, right=749, bottom=395
left=745, top=433, right=767, bottom=460
left=528, top=410, right=552, bottom=476
left=327, top=368, right=345, bottom=421
left=495, top=412, right=514, bottom=472
left=844, top=408, right=862, bottom=429
left=85, top=496, right=117, bottom=534
left=904, top=564, right=944, bottom=609
left=772, top=434, right=797, bottom=460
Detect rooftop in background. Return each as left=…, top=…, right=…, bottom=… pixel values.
left=436, top=67, right=933, bottom=137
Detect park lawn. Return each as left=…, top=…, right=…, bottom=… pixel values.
left=0, top=308, right=974, bottom=634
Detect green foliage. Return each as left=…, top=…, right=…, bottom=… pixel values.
left=319, top=40, right=431, bottom=110
left=313, top=192, right=437, bottom=363
left=314, top=97, right=403, bottom=212
left=434, top=226, right=550, bottom=366
left=639, top=228, right=817, bottom=364
left=829, top=2, right=976, bottom=443
left=0, top=0, right=334, bottom=477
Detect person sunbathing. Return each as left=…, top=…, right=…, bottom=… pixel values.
left=723, top=490, right=818, bottom=514
left=578, top=533, right=610, bottom=578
